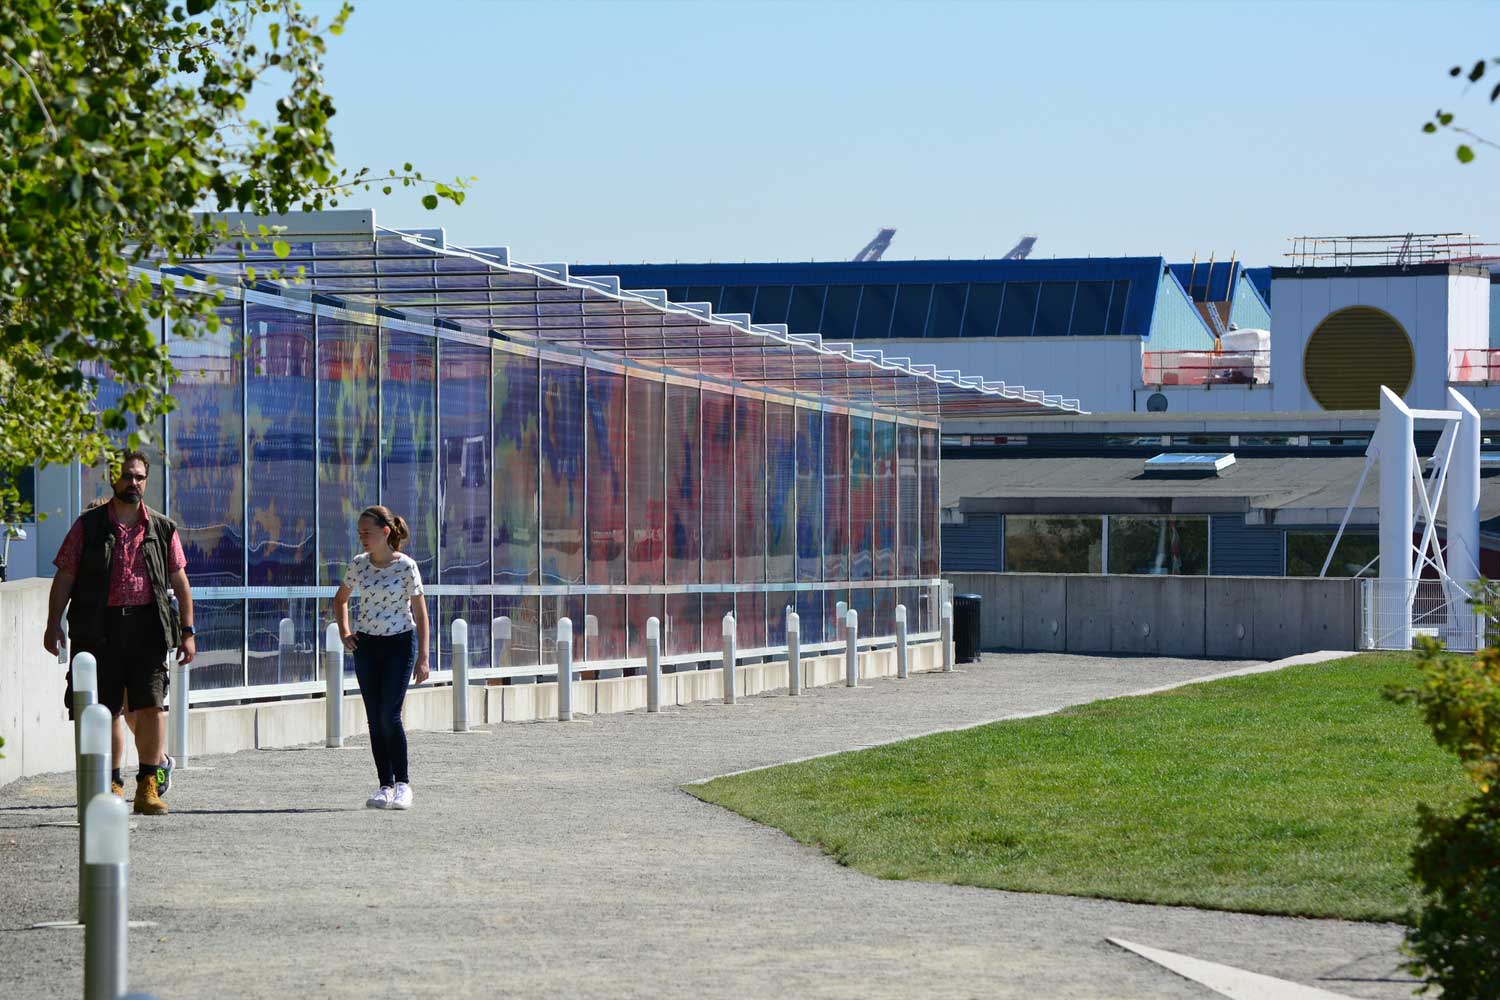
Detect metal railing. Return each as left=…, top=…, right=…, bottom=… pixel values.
left=1449, top=348, right=1500, bottom=383
left=1142, top=350, right=1269, bottom=387
left=1357, top=577, right=1495, bottom=653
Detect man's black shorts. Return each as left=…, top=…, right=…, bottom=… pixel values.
left=64, top=606, right=170, bottom=718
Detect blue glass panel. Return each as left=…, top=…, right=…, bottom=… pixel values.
left=891, top=285, right=933, bottom=337
left=797, top=589, right=825, bottom=646
left=875, top=587, right=895, bottom=640
left=821, top=286, right=861, bottom=340
left=1034, top=281, right=1077, bottom=336
left=666, top=385, right=701, bottom=585
left=854, top=285, right=896, bottom=339
left=898, top=425, right=920, bottom=576
left=822, top=411, right=849, bottom=581
left=627, top=377, right=665, bottom=585
left=1107, top=280, right=1131, bottom=334
left=718, top=286, right=754, bottom=315
left=494, top=349, right=539, bottom=584
left=585, top=594, right=627, bottom=663
left=736, top=591, right=766, bottom=650
left=766, top=401, right=796, bottom=583
left=920, top=427, right=939, bottom=576
left=169, top=298, right=244, bottom=586
left=1071, top=281, right=1111, bottom=336
left=926, top=284, right=967, bottom=338
left=381, top=328, right=437, bottom=583
left=665, top=593, right=700, bottom=657
left=853, top=589, right=875, bottom=638
left=317, top=318, right=379, bottom=585
left=701, top=390, right=734, bottom=584
left=786, top=285, right=826, bottom=334
left=874, top=420, right=897, bottom=579
left=440, top=339, right=491, bottom=584
left=245, top=303, right=315, bottom=585
left=541, top=594, right=585, bottom=664
left=796, top=407, right=823, bottom=582
left=627, top=594, right=664, bottom=659
left=441, top=595, right=492, bottom=672
left=734, top=396, right=766, bottom=583
left=247, top=597, right=319, bottom=687
left=190, top=599, right=246, bottom=692
left=961, top=284, right=1004, bottom=338
left=702, top=592, right=733, bottom=654
left=585, top=368, right=626, bottom=585
left=686, top=286, right=724, bottom=311
left=493, top=594, right=540, bottom=669
left=751, top=286, right=791, bottom=326
left=540, top=359, right=584, bottom=585
left=849, top=415, right=873, bottom=580
left=996, top=282, right=1038, bottom=337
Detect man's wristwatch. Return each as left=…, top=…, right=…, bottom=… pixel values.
left=180, top=625, right=196, bottom=637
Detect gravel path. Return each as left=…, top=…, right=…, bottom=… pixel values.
left=0, top=653, right=1417, bottom=999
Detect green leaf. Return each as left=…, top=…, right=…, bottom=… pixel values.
left=1423, top=122, right=1437, bottom=133
left=421, top=193, right=439, bottom=210
left=1457, top=144, right=1476, bottom=163
left=1470, top=60, right=1486, bottom=83
left=272, top=239, right=291, bottom=258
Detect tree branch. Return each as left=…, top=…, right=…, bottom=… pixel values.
left=2, top=52, right=57, bottom=142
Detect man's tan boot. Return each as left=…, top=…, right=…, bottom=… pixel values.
left=134, top=774, right=168, bottom=816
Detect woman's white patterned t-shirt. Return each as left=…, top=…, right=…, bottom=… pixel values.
left=345, top=552, right=424, bottom=636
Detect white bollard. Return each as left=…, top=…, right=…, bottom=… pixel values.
left=276, top=616, right=294, bottom=683
left=168, top=650, right=190, bottom=768
left=83, top=792, right=129, bottom=1000
left=836, top=600, right=847, bottom=625
left=58, top=617, right=69, bottom=665
left=895, top=604, right=909, bottom=679
left=845, top=609, right=859, bottom=687
left=492, top=615, right=511, bottom=670
left=941, top=600, right=954, bottom=672
left=451, top=618, right=470, bottom=733
left=78, top=703, right=111, bottom=923
left=72, top=652, right=98, bottom=825
left=324, top=623, right=344, bottom=748
left=556, top=618, right=573, bottom=722
left=583, top=614, right=598, bottom=665
left=786, top=608, right=801, bottom=696
left=722, top=612, right=737, bottom=705
left=645, top=617, right=661, bottom=713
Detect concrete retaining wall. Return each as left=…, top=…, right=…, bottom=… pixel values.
left=947, top=572, right=1358, bottom=660
left=1, top=572, right=944, bottom=787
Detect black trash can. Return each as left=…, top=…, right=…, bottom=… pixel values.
left=953, top=593, right=982, bottom=663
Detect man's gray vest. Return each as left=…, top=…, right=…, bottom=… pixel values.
left=66, top=503, right=181, bottom=648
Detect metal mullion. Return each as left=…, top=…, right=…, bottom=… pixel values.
left=239, top=295, right=250, bottom=690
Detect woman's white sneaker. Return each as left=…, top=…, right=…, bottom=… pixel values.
left=366, top=785, right=394, bottom=809
left=390, top=783, right=413, bottom=810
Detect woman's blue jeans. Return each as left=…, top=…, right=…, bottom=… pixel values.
left=353, top=630, right=416, bottom=786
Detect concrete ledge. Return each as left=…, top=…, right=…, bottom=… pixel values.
left=188, top=704, right=258, bottom=758
left=595, top=676, right=647, bottom=714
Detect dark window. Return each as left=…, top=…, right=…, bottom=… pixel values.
left=1106, top=280, right=1130, bottom=334
left=665, top=287, right=688, bottom=303
left=890, top=284, right=933, bottom=337
left=995, top=282, right=1039, bottom=336
left=822, top=285, right=861, bottom=340
left=926, top=284, right=967, bottom=338
left=685, top=286, right=722, bottom=310
left=751, top=285, right=792, bottom=326
left=1034, top=281, right=1077, bottom=335
left=717, top=285, right=755, bottom=316
left=786, top=285, right=826, bottom=333
left=854, top=284, right=896, bottom=339
left=1071, top=281, right=1111, bottom=335
left=961, top=283, right=1005, bottom=337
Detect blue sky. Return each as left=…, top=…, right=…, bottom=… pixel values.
left=308, top=0, right=1497, bottom=267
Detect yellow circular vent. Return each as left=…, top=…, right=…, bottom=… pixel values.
left=1302, top=306, right=1414, bottom=410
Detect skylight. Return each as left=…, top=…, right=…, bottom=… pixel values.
left=1144, top=453, right=1236, bottom=475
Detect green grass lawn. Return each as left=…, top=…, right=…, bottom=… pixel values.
left=688, top=654, right=1471, bottom=922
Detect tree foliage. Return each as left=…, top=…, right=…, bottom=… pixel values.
left=1386, top=627, right=1500, bottom=997
left=0, top=0, right=467, bottom=521
left=1423, top=56, right=1500, bottom=163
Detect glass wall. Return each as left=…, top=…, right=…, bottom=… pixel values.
left=1286, top=531, right=1377, bottom=578
left=1004, top=515, right=1104, bottom=574
left=1107, top=516, right=1208, bottom=576
left=153, top=286, right=942, bottom=694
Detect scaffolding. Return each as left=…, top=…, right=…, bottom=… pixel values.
left=1285, top=232, right=1494, bottom=268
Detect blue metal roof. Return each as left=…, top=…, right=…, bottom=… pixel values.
left=572, top=256, right=1168, bottom=338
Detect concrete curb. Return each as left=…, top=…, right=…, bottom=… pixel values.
left=684, top=649, right=1357, bottom=786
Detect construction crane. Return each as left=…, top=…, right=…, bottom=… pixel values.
left=852, top=228, right=896, bottom=262
left=1001, top=235, right=1037, bottom=260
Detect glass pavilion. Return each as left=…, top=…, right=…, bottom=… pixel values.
left=100, top=212, right=1080, bottom=701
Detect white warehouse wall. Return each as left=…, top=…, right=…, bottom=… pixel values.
left=874, top=336, right=1143, bottom=413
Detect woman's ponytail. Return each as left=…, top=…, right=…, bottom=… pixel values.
left=359, top=505, right=410, bottom=551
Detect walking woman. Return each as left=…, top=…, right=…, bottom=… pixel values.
left=332, top=505, right=430, bottom=810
